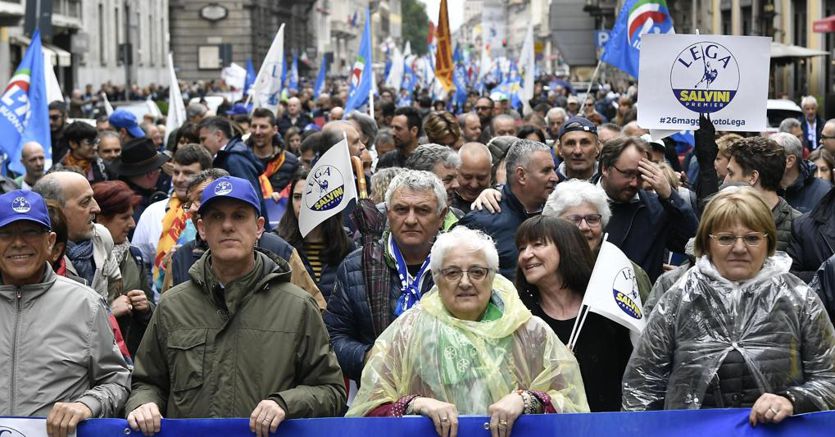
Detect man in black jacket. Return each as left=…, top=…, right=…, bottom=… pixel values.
left=787, top=187, right=835, bottom=283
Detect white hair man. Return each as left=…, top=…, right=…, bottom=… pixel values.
left=800, top=95, right=824, bottom=151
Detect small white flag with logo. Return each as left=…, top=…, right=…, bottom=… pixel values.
left=250, top=24, right=285, bottom=115
left=568, top=240, right=645, bottom=350
left=299, top=136, right=358, bottom=237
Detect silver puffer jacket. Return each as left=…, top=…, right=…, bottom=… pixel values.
left=0, top=264, right=131, bottom=417
left=623, top=252, right=835, bottom=411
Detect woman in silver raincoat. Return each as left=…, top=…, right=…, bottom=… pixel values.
left=622, top=186, right=835, bottom=426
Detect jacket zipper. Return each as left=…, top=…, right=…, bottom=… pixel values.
left=10, top=289, right=21, bottom=415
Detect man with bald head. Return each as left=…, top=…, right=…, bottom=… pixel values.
left=452, top=142, right=493, bottom=213
left=491, top=114, right=517, bottom=138
left=329, top=106, right=344, bottom=121
left=459, top=113, right=482, bottom=143
left=15, top=142, right=46, bottom=190
left=278, top=97, right=312, bottom=136
left=34, top=171, right=122, bottom=302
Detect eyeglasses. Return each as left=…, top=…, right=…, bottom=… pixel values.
left=564, top=214, right=602, bottom=226
left=81, top=138, right=100, bottom=146
left=440, top=266, right=491, bottom=281
left=709, top=232, right=767, bottom=247
left=0, top=228, right=48, bottom=242
left=475, top=106, right=492, bottom=111
left=181, top=200, right=199, bottom=211
left=49, top=115, right=62, bottom=121
left=820, top=135, right=835, bottom=142
left=611, top=164, right=642, bottom=181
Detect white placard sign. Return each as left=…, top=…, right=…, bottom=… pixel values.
left=0, top=418, right=55, bottom=437
left=637, top=34, right=770, bottom=132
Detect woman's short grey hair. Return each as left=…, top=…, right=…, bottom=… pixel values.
left=385, top=169, right=447, bottom=215
left=542, top=179, right=612, bottom=228
left=405, top=143, right=461, bottom=171
left=505, top=139, right=550, bottom=183
left=348, top=111, right=379, bottom=146
left=430, top=226, right=499, bottom=279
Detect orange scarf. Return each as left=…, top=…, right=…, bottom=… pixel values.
left=259, top=151, right=286, bottom=198
left=153, top=196, right=187, bottom=272
left=63, top=152, right=92, bottom=178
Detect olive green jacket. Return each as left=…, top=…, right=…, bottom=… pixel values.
left=125, top=249, right=346, bottom=419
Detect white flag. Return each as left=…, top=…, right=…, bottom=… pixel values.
left=478, top=42, right=491, bottom=82
left=43, top=55, right=63, bottom=105
left=518, top=21, right=535, bottom=115
left=221, top=62, right=247, bottom=90
left=250, top=24, right=285, bottom=115
left=101, top=92, right=114, bottom=115
left=298, top=136, right=358, bottom=237
left=581, top=241, right=646, bottom=335
left=165, top=53, right=187, bottom=145
left=385, top=45, right=404, bottom=92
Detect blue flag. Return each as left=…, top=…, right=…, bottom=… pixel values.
left=344, top=7, right=372, bottom=115
left=452, top=45, right=467, bottom=108
left=402, top=60, right=417, bottom=94
left=314, top=56, right=328, bottom=99
left=0, top=29, right=50, bottom=175
left=601, top=0, right=674, bottom=78
left=244, top=58, right=256, bottom=96
left=288, top=53, right=299, bottom=92
left=280, top=55, right=288, bottom=90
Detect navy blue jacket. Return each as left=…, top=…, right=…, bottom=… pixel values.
left=800, top=115, right=825, bottom=152
left=787, top=187, right=835, bottom=282
left=810, top=253, right=835, bottom=325
left=213, top=137, right=266, bottom=218
left=606, top=189, right=699, bottom=283
left=457, top=184, right=536, bottom=281
left=784, top=161, right=831, bottom=214
left=324, top=247, right=435, bottom=381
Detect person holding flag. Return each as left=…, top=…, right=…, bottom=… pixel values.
left=344, top=7, right=373, bottom=115
left=622, top=187, right=835, bottom=424
left=0, top=29, right=51, bottom=176
left=514, top=215, right=633, bottom=412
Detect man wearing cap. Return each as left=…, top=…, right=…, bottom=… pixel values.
left=53, top=121, right=110, bottom=183
left=111, top=137, right=170, bottom=223
left=110, top=109, right=146, bottom=145
left=126, top=176, right=345, bottom=436
left=0, top=190, right=131, bottom=433
left=557, top=116, right=601, bottom=181
left=458, top=139, right=559, bottom=280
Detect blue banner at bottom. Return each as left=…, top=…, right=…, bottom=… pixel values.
left=61, top=409, right=835, bottom=436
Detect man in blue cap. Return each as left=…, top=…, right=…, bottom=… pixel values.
left=109, top=109, right=146, bottom=145
left=127, top=176, right=345, bottom=436
left=0, top=190, right=130, bottom=435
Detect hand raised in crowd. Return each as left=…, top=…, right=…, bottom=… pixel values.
left=471, top=188, right=502, bottom=213
left=46, top=402, right=93, bottom=437
left=111, top=294, right=133, bottom=317
left=249, top=399, right=286, bottom=437
left=127, top=402, right=163, bottom=436
left=487, top=392, right=525, bottom=437
left=638, top=158, right=673, bottom=200
left=127, top=289, right=151, bottom=313
left=749, top=393, right=794, bottom=427
left=409, top=397, right=459, bottom=437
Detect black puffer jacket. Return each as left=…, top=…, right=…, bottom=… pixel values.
left=787, top=187, right=835, bottom=282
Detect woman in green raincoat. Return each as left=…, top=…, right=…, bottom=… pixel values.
left=346, top=226, right=589, bottom=437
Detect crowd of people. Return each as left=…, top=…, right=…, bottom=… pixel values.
left=3, top=74, right=835, bottom=437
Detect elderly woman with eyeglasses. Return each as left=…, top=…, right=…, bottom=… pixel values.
left=623, top=187, right=835, bottom=426
left=542, top=179, right=652, bottom=301
left=347, top=226, right=588, bottom=437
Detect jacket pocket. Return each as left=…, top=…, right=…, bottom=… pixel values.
left=167, top=329, right=207, bottom=392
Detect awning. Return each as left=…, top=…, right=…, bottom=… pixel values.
left=10, top=35, right=72, bottom=67
left=814, top=15, right=835, bottom=33
left=770, top=42, right=829, bottom=58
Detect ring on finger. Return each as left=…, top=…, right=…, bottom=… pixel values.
left=440, top=417, right=449, bottom=422
left=769, top=407, right=779, bottom=415
left=499, top=419, right=508, bottom=426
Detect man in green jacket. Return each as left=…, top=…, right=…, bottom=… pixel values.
left=126, top=176, right=346, bottom=436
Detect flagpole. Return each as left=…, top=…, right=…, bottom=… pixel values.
left=369, top=69, right=375, bottom=117
left=579, top=58, right=603, bottom=115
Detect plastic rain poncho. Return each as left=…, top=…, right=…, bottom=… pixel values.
left=623, top=252, right=835, bottom=411
left=346, top=275, right=589, bottom=416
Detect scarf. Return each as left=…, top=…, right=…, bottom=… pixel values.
left=389, top=233, right=431, bottom=316
left=153, top=196, right=190, bottom=285
left=63, top=152, right=92, bottom=178
left=258, top=151, right=286, bottom=198
left=67, top=239, right=95, bottom=285
left=112, top=241, right=131, bottom=265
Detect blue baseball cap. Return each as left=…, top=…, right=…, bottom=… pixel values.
left=225, top=103, right=250, bottom=116
left=0, top=190, right=51, bottom=230
left=109, top=110, right=146, bottom=138
left=558, top=116, right=598, bottom=140
left=198, top=176, right=261, bottom=216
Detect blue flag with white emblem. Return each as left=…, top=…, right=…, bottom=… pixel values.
left=314, top=55, right=328, bottom=99
left=0, top=29, right=51, bottom=175
left=288, top=53, right=299, bottom=93
left=244, top=58, right=256, bottom=96
left=601, top=0, right=674, bottom=78
left=344, top=7, right=372, bottom=115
